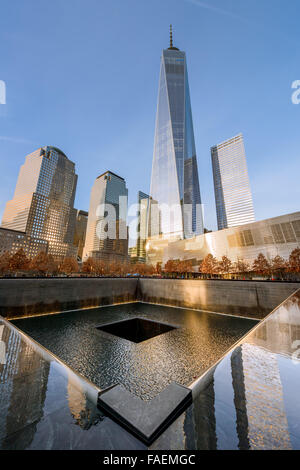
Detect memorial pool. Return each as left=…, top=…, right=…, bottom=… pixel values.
left=13, top=302, right=257, bottom=400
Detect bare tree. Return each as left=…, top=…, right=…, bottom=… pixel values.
left=271, top=255, right=287, bottom=279
left=218, top=255, right=232, bottom=275
left=155, top=262, right=162, bottom=275
left=30, top=252, right=57, bottom=275
left=93, top=260, right=106, bottom=276
left=8, top=249, right=30, bottom=272
left=82, top=257, right=95, bottom=274
left=199, top=254, right=219, bottom=276
left=252, top=253, right=271, bottom=276
left=0, top=252, right=10, bottom=275
left=288, top=248, right=300, bottom=273
left=59, top=257, right=79, bottom=275
left=234, top=259, right=250, bottom=274
left=164, top=259, right=178, bottom=276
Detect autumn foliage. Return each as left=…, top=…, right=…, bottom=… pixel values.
left=30, top=252, right=58, bottom=275
left=288, top=248, right=300, bottom=273
left=59, top=257, right=79, bottom=274
left=252, top=253, right=271, bottom=275
left=200, top=254, right=219, bottom=275
left=163, top=259, right=193, bottom=276
left=0, top=247, right=300, bottom=278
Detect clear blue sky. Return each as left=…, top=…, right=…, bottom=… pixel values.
left=0, top=0, right=299, bottom=234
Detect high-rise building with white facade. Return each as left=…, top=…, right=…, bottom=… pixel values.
left=1, top=146, right=78, bottom=259
left=83, top=171, right=128, bottom=262
left=211, top=134, right=255, bottom=230
left=150, top=26, right=204, bottom=239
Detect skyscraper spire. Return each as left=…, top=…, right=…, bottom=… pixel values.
left=168, top=24, right=179, bottom=51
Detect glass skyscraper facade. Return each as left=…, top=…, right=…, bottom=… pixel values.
left=83, top=171, right=128, bottom=262
left=132, top=191, right=151, bottom=263
left=150, top=31, right=203, bottom=239
left=1, top=146, right=78, bottom=259
left=211, top=134, right=255, bottom=230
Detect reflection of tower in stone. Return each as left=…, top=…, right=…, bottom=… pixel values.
left=67, top=377, right=100, bottom=430
left=0, top=326, right=49, bottom=449
left=193, top=378, right=217, bottom=450
left=2, top=146, right=78, bottom=260
left=230, top=347, right=250, bottom=450
left=150, top=26, right=204, bottom=239
left=239, top=343, right=292, bottom=450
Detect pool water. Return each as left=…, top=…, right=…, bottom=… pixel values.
left=13, top=303, right=258, bottom=400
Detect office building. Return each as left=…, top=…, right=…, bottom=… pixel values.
left=2, top=146, right=78, bottom=260
left=0, top=227, right=48, bottom=259
left=83, top=171, right=128, bottom=263
left=150, top=26, right=204, bottom=239
left=211, top=134, right=255, bottom=230
left=133, top=191, right=151, bottom=263
left=73, top=210, right=88, bottom=260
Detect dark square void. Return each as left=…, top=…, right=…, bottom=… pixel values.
left=97, top=317, right=176, bottom=343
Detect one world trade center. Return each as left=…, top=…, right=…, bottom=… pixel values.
left=150, top=26, right=204, bottom=239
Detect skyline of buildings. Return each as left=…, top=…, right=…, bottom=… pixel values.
left=211, top=134, right=255, bottom=231
left=0, top=28, right=298, bottom=266
left=150, top=27, right=204, bottom=239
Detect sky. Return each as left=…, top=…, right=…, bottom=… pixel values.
left=0, top=0, right=299, bottom=238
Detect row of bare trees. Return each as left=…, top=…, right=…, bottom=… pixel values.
left=198, top=249, right=300, bottom=277
left=0, top=250, right=158, bottom=277
left=81, top=257, right=156, bottom=276
left=0, top=248, right=299, bottom=278
left=157, top=249, right=300, bottom=278
left=0, top=250, right=79, bottom=276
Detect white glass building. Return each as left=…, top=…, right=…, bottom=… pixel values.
left=146, top=211, right=300, bottom=269
left=211, top=134, right=255, bottom=230
left=150, top=27, right=204, bottom=239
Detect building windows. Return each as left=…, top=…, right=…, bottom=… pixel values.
left=291, top=220, right=300, bottom=238
left=281, top=223, right=296, bottom=243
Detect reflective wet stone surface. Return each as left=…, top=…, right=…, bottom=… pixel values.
left=13, top=303, right=257, bottom=400
left=152, top=290, right=300, bottom=450
left=0, top=319, right=146, bottom=450
left=2, top=292, right=300, bottom=450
